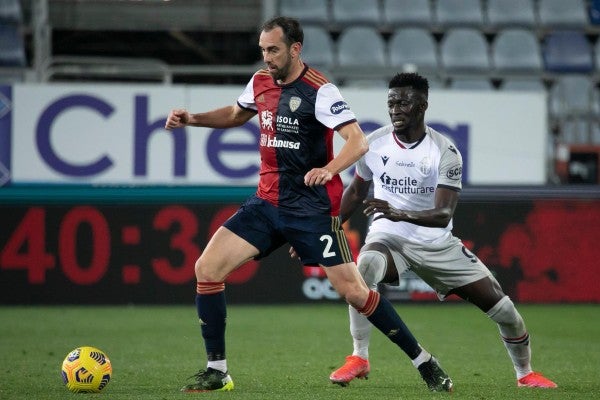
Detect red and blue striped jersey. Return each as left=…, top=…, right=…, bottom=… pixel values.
left=237, top=64, right=357, bottom=216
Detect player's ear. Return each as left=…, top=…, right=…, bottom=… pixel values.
left=421, top=101, right=428, bottom=112
left=291, top=42, right=302, bottom=58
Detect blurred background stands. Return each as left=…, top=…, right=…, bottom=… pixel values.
left=2, top=0, right=600, bottom=183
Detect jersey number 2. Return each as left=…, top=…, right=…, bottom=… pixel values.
left=320, top=235, right=336, bottom=258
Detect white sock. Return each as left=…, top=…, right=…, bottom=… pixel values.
left=486, top=296, right=532, bottom=379
left=350, top=251, right=388, bottom=360
left=411, top=347, right=431, bottom=368
left=349, top=304, right=372, bottom=359
left=207, top=360, right=227, bottom=373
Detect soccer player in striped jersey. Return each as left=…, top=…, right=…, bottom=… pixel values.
left=329, top=72, right=557, bottom=389
left=165, top=17, right=450, bottom=393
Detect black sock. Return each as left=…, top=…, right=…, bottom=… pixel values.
left=365, top=293, right=421, bottom=359
left=195, top=292, right=227, bottom=361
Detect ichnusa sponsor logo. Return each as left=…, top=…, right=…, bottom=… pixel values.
left=261, top=134, right=300, bottom=149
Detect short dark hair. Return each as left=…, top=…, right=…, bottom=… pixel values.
left=261, top=16, right=304, bottom=47
left=389, top=72, right=429, bottom=98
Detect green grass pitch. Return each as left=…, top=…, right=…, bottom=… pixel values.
left=1, top=303, right=598, bottom=399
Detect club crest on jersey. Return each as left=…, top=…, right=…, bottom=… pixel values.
left=419, top=156, right=432, bottom=175
left=260, top=110, right=274, bottom=131
left=289, top=96, right=301, bottom=112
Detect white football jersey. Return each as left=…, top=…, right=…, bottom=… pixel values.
left=355, top=124, right=463, bottom=244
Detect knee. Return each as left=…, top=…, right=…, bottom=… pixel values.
left=334, top=281, right=370, bottom=310
left=357, top=250, right=387, bottom=288
left=486, top=296, right=523, bottom=326
left=194, top=257, right=224, bottom=282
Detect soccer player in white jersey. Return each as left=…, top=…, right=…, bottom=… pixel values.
left=329, top=72, right=557, bottom=389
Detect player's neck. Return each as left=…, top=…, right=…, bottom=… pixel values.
left=278, top=60, right=305, bottom=85
left=394, top=128, right=425, bottom=144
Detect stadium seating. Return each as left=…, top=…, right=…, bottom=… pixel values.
left=538, top=0, right=589, bottom=29
left=595, top=39, right=600, bottom=73
left=278, top=0, right=329, bottom=25
left=590, top=0, right=600, bottom=25
left=549, top=75, right=598, bottom=120
left=342, top=78, right=388, bottom=88
left=0, top=24, right=26, bottom=67
left=434, top=0, right=485, bottom=28
left=331, top=0, right=381, bottom=27
left=449, top=77, right=494, bottom=90
left=543, top=31, right=594, bottom=73
left=492, top=29, right=543, bottom=74
left=486, top=0, right=537, bottom=28
left=549, top=75, right=599, bottom=145
left=382, top=0, right=433, bottom=27
left=501, top=78, right=546, bottom=92
left=0, top=0, right=22, bottom=24
left=439, top=28, right=491, bottom=73
left=388, top=28, right=438, bottom=73
left=337, top=26, right=387, bottom=67
left=301, top=25, right=335, bottom=69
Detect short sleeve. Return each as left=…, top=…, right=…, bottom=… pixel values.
left=354, top=156, right=372, bottom=181
left=315, top=83, right=357, bottom=130
left=237, top=75, right=258, bottom=111
left=437, top=143, right=463, bottom=190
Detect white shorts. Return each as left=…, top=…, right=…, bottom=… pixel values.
left=364, top=231, right=495, bottom=300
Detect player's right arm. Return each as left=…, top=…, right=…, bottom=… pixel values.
left=165, top=104, right=255, bottom=130
left=340, top=175, right=371, bottom=223
left=364, top=187, right=459, bottom=227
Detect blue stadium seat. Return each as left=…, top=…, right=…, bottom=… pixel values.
left=591, top=0, right=600, bottom=25
left=543, top=31, right=594, bottom=73
left=486, top=0, right=537, bottom=28
left=439, top=28, right=491, bottom=73
left=279, top=0, right=329, bottom=25
left=388, top=28, right=438, bottom=73
left=0, top=24, right=26, bottom=67
left=492, top=29, right=543, bottom=73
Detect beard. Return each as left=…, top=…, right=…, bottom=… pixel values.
left=268, top=55, right=292, bottom=82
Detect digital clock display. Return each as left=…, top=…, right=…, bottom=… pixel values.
left=0, top=204, right=319, bottom=304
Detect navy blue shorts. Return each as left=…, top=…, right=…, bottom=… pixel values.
left=223, top=196, right=354, bottom=267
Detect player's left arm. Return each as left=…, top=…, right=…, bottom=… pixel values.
left=364, top=187, right=459, bottom=227
left=304, top=122, right=368, bottom=186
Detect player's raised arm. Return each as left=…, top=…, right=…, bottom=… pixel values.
left=165, top=103, right=255, bottom=130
